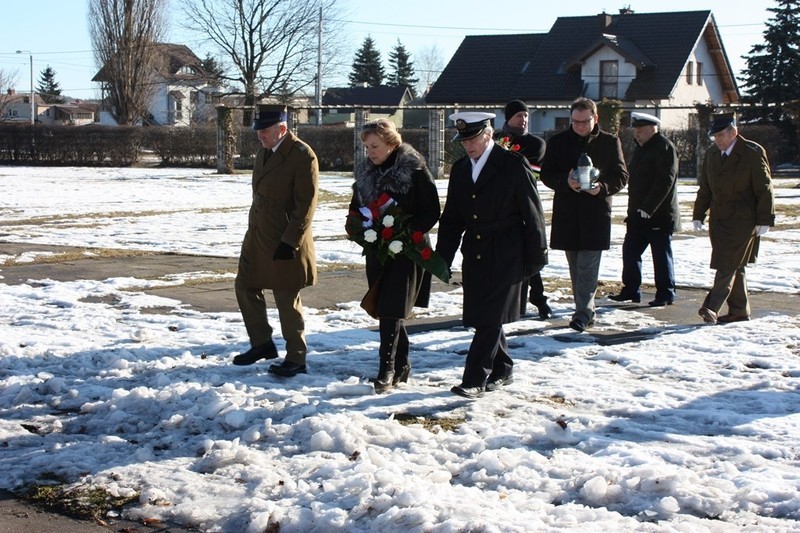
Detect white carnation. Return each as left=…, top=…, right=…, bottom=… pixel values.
left=382, top=215, right=395, bottom=228
left=364, top=229, right=378, bottom=243
left=389, top=240, right=403, bottom=254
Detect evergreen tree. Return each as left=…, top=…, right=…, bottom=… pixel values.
left=349, top=36, right=385, bottom=87
left=388, top=40, right=418, bottom=98
left=740, top=0, right=800, bottom=122
left=200, top=53, right=226, bottom=87
left=37, top=65, right=65, bottom=104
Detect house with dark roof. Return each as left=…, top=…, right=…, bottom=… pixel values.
left=321, top=85, right=413, bottom=126
left=426, top=9, right=738, bottom=133
left=93, top=43, right=221, bottom=126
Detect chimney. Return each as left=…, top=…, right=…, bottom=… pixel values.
left=598, top=11, right=612, bottom=30
left=619, top=5, right=634, bottom=15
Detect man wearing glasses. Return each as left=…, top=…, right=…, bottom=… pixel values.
left=540, top=97, right=629, bottom=332
left=692, top=113, right=774, bottom=324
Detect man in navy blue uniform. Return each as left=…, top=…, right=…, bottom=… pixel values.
left=437, top=111, right=548, bottom=398
left=609, top=112, right=680, bottom=307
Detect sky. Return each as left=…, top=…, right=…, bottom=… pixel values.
left=0, top=0, right=776, bottom=100
left=0, top=166, right=799, bottom=531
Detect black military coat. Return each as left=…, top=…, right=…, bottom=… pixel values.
left=437, top=144, right=547, bottom=327
left=626, top=131, right=681, bottom=233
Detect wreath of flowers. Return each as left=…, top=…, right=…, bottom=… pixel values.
left=345, top=192, right=450, bottom=283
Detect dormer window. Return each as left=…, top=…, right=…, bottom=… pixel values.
left=600, top=60, right=618, bottom=98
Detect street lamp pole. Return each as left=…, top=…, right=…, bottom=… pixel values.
left=16, top=50, right=34, bottom=125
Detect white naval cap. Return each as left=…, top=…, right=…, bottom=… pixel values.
left=630, top=111, right=661, bottom=127
left=449, top=111, right=496, bottom=140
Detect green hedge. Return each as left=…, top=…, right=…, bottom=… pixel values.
left=0, top=123, right=790, bottom=172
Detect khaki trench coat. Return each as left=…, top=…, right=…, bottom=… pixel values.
left=692, top=134, right=774, bottom=270
left=237, top=130, right=319, bottom=290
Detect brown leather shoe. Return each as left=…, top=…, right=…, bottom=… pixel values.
left=717, top=314, right=750, bottom=323
left=698, top=307, right=718, bottom=324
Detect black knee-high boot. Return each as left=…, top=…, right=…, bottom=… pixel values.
left=393, top=323, right=411, bottom=385
left=374, top=318, right=401, bottom=392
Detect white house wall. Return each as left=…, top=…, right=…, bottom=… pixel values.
left=148, top=81, right=209, bottom=127
left=581, top=47, right=636, bottom=101
left=667, top=36, right=723, bottom=129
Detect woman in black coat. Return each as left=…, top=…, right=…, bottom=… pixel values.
left=347, top=119, right=441, bottom=392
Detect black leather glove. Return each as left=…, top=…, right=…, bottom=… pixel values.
left=273, top=242, right=296, bottom=260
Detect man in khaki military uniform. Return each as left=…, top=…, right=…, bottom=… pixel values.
left=233, top=104, right=319, bottom=377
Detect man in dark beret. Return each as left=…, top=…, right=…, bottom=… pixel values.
left=692, top=113, right=774, bottom=324
left=232, top=104, right=319, bottom=377
left=496, top=99, right=552, bottom=319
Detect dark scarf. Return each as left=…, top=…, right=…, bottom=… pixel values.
left=353, top=143, right=425, bottom=206
left=502, top=124, right=526, bottom=136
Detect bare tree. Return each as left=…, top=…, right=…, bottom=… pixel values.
left=179, top=0, right=346, bottom=124
left=0, top=69, right=20, bottom=119
left=89, top=0, right=168, bottom=125
left=415, top=45, right=445, bottom=97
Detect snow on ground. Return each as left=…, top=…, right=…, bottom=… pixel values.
left=0, top=166, right=799, bottom=532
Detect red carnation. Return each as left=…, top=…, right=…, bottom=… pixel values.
left=411, top=231, right=424, bottom=244
left=420, top=247, right=432, bottom=260
left=511, top=144, right=521, bottom=151
left=381, top=227, right=394, bottom=240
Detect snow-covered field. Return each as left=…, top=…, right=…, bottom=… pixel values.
left=1, top=166, right=799, bottom=532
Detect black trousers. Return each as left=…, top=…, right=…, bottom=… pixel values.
left=461, top=326, right=512, bottom=388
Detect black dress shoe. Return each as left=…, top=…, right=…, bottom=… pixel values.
left=717, top=313, right=750, bottom=323
left=485, top=375, right=514, bottom=392
left=608, top=293, right=641, bottom=303
left=698, top=307, right=718, bottom=324
left=568, top=319, right=595, bottom=333
left=232, top=341, right=278, bottom=365
left=648, top=298, right=675, bottom=307
left=450, top=384, right=485, bottom=399
left=268, top=361, right=307, bottom=377
left=536, top=302, right=552, bottom=319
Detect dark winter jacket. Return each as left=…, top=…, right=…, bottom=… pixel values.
left=625, top=131, right=681, bottom=233
left=495, top=127, right=546, bottom=168
left=437, top=143, right=548, bottom=327
left=540, top=125, right=628, bottom=250
left=349, top=143, right=441, bottom=319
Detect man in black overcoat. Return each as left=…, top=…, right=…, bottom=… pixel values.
left=437, top=111, right=548, bottom=399
left=496, top=99, right=552, bottom=319
left=540, top=97, right=629, bottom=333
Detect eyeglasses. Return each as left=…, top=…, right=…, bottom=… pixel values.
left=571, top=118, right=595, bottom=126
